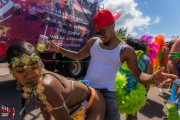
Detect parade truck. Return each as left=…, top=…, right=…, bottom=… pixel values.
left=0, top=0, right=99, bottom=78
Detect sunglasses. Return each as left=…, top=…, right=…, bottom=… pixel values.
left=94, top=30, right=106, bottom=36
left=94, top=25, right=111, bottom=36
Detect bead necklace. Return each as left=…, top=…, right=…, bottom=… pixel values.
left=19, top=78, right=53, bottom=115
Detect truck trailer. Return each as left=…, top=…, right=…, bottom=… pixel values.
left=0, top=0, right=99, bottom=78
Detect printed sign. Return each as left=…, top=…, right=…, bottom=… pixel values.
left=1, top=104, right=15, bottom=118
left=0, top=0, right=97, bottom=55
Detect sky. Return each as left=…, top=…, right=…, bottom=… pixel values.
left=89, top=0, right=180, bottom=41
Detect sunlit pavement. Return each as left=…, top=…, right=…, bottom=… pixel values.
left=0, top=63, right=170, bottom=120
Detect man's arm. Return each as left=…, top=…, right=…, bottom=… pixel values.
left=120, top=44, right=177, bottom=87
left=120, top=45, right=153, bottom=85
left=49, top=37, right=97, bottom=60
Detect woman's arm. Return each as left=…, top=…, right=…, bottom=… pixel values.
left=145, top=60, right=153, bottom=75
left=41, top=74, right=71, bottom=120
left=40, top=103, right=53, bottom=120
left=144, top=60, right=152, bottom=92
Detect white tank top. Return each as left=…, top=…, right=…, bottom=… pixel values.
left=85, top=39, right=126, bottom=91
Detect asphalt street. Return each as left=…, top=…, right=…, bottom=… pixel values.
left=0, top=62, right=170, bottom=120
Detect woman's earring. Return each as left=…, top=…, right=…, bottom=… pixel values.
left=9, top=69, right=16, bottom=78
left=13, top=74, right=16, bottom=79
left=16, top=82, right=23, bottom=90
left=9, top=68, right=12, bottom=74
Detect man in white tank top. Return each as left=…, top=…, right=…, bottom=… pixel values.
left=48, top=9, right=177, bottom=120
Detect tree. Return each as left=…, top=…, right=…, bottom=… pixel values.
left=172, top=36, right=179, bottom=39
left=172, top=36, right=179, bottom=42
left=116, top=27, right=131, bottom=40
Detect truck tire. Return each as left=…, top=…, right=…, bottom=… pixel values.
left=58, top=61, right=84, bottom=79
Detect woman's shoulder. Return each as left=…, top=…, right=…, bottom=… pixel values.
left=139, top=54, right=149, bottom=64
left=35, top=73, right=70, bottom=113
left=141, top=54, right=149, bottom=60
left=41, top=72, right=67, bottom=89
left=39, top=73, right=69, bottom=102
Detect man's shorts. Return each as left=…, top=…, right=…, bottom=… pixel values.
left=96, top=89, right=120, bottom=120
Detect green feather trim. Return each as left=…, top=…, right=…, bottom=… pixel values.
left=115, top=72, right=146, bottom=115
left=166, top=103, right=180, bottom=120
left=158, top=50, right=163, bottom=69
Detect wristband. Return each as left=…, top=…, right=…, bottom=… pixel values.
left=150, top=76, right=158, bottom=87
left=56, top=46, right=60, bottom=53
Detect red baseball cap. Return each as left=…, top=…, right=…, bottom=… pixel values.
left=93, top=9, right=121, bottom=31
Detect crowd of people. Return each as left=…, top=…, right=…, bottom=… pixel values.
left=5, top=8, right=180, bottom=120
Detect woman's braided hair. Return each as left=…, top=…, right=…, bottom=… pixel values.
left=6, top=41, right=39, bottom=66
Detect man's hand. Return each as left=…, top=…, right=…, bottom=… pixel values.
left=48, top=41, right=58, bottom=52
left=153, top=67, right=178, bottom=88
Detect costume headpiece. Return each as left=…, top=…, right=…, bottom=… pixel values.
left=9, top=53, right=40, bottom=69
left=139, top=34, right=158, bottom=62
left=152, top=34, right=166, bottom=72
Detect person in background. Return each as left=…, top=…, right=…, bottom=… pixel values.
left=168, top=39, right=180, bottom=99
left=167, top=39, right=180, bottom=119
left=139, top=35, right=159, bottom=98
left=152, top=35, right=170, bottom=93
left=48, top=9, right=177, bottom=120
left=90, top=0, right=98, bottom=16
left=152, top=35, right=169, bottom=73
left=166, top=40, right=175, bottom=52
left=93, top=0, right=98, bottom=6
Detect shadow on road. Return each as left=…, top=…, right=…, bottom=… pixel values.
left=139, top=98, right=165, bottom=119
left=159, top=92, right=171, bottom=101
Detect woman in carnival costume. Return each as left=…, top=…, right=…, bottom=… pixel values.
left=152, top=34, right=170, bottom=93
left=152, top=34, right=170, bottom=73
left=115, top=38, right=153, bottom=120
left=6, top=41, right=106, bottom=120
left=139, top=35, right=158, bottom=96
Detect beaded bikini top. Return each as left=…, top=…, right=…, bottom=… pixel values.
left=20, top=72, right=89, bottom=118
left=20, top=72, right=67, bottom=114
left=21, top=76, right=53, bottom=112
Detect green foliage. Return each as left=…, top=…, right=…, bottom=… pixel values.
left=172, top=36, right=179, bottom=38
left=116, top=27, right=132, bottom=40
left=116, top=32, right=125, bottom=40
